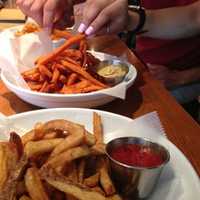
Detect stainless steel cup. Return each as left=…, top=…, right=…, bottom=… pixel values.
left=106, top=137, right=170, bottom=199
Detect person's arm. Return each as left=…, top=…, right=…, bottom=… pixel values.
left=180, top=67, right=200, bottom=85
left=127, top=1, right=200, bottom=39
left=147, top=64, right=200, bottom=88
left=16, top=0, right=74, bottom=33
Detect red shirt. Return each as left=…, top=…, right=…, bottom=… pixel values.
left=136, top=0, right=200, bottom=69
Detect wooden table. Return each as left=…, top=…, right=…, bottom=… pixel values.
left=0, top=35, right=200, bottom=176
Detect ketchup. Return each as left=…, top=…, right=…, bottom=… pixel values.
left=110, top=144, right=164, bottom=168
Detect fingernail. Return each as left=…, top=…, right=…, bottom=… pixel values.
left=78, top=23, right=87, bottom=33
left=85, top=26, right=94, bottom=36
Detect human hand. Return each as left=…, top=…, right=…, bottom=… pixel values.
left=16, top=0, right=73, bottom=33
left=78, top=0, right=129, bottom=36
left=147, top=64, right=183, bottom=88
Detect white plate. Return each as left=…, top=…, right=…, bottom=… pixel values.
left=1, top=51, right=137, bottom=108
left=2, top=108, right=200, bottom=200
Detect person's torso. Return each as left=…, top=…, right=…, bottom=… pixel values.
left=142, top=0, right=196, bottom=9
left=136, top=0, right=200, bottom=69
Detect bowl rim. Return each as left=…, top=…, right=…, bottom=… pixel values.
left=105, top=136, right=170, bottom=170
left=1, top=70, right=135, bottom=98
left=0, top=54, right=137, bottom=98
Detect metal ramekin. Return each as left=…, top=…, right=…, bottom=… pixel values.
left=106, top=137, right=170, bottom=199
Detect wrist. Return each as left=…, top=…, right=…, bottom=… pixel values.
left=126, top=11, right=140, bottom=32
left=176, top=68, right=200, bottom=85
left=126, top=6, right=146, bottom=34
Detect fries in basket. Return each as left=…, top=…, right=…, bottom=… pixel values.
left=22, top=32, right=108, bottom=94
left=0, top=113, right=122, bottom=200
left=15, top=23, right=73, bottom=40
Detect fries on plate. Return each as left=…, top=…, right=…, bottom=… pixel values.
left=0, top=112, right=122, bottom=200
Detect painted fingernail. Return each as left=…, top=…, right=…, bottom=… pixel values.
left=85, top=26, right=94, bottom=36
left=78, top=23, right=87, bottom=33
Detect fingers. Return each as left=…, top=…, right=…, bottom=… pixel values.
left=78, top=0, right=128, bottom=36
left=43, top=0, right=59, bottom=33
left=78, top=2, right=102, bottom=33
left=17, top=0, right=66, bottom=34
left=54, top=0, right=74, bottom=29
left=22, top=0, right=35, bottom=8
left=16, top=0, right=23, bottom=5
left=16, top=0, right=34, bottom=16
left=30, top=0, right=46, bottom=26
left=78, top=0, right=114, bottom=34
left=95, top=18, right=124, bottom=36
left=17, top=0, right=44, bottom=26
left=90, top=4, right=127, bottom=36
left=85, top=8, right=110, bottom=35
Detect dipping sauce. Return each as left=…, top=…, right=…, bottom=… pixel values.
left=110, top=144, right=164, bottom=168
left=97, top=64, right=127, bottom=78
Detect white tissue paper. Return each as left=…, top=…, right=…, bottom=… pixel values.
left=104, top=111, right=167, bottom=143
left=0, top=28, right=134, bottom=99
left=0, top=30, right=52, bottom=89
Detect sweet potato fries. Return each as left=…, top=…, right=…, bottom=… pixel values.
left=22, top=33, right=108, bottom=94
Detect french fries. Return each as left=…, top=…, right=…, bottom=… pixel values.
left=45, top=146, right=91, bottom=168
left=93, top=112, right=103, bottom=144
left=0, top=143, right=17, bottom=190
left=66, top=162, right=78, bottom=182
left=0, top=141, right=19, bottom=192
left=100, top=164, right=116, bottom=196
left=77, top=160, right=86, bottom=183
left=83, top=172, right=100, bottom=187
left=15, top=23, right=40, bottom=36
left=19, top=195, right=32, bottom=200
left=25, top=167, right=49, bottom=200
left=21, top=130, right=35, bottom=145
left=22, top=32, right=108, bottom=94
left=42, top=168, right=107, bottom=200
left=24, top=138, right=64, bottom=158
left=16, top=181, right=26, bottom=196
left=92, top=113, right=106, bottom=155
left=50, top=123, right=85, bottom=156
left=15, top=22, right=72, bottom=40
left=0, top=113, right=122, bottom=200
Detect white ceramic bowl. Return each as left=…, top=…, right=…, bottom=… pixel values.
left=1, top=52, right=137, bottom=108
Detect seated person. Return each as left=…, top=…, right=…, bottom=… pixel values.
left=136, top=0, right=200, bottom=104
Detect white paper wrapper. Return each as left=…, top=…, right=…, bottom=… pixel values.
left=0, top=30, right=52, bottom=88
left=0, top=112, right=26, bottom=141
left=104, top=111, right=167, bottom=143
left=11, top=31, right=53, bottom=70
left=0, top=28, right=135, bottom=100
